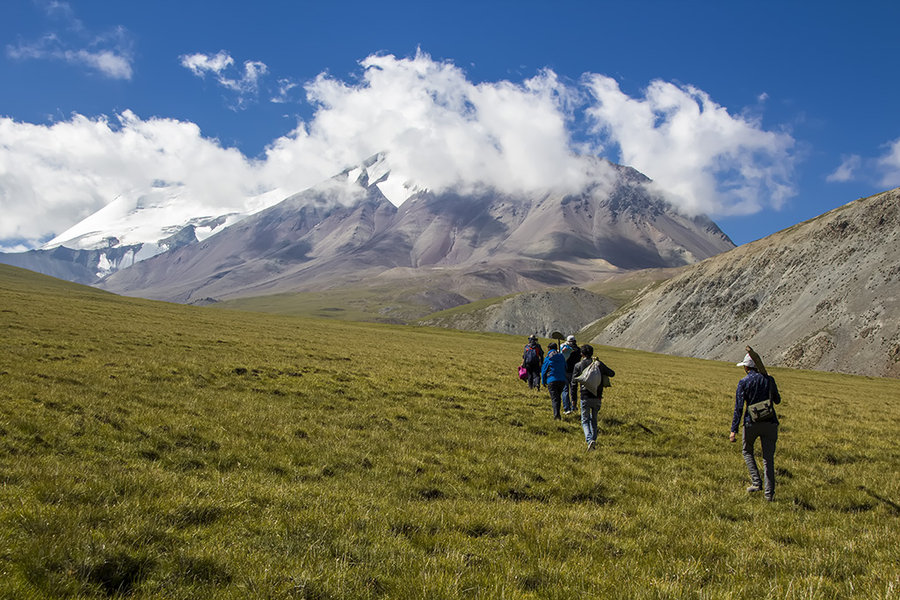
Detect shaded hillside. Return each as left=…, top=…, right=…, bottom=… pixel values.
left=0, top=246, right=103, bottom=284
left=418, top=286, right=617, bottom=337
left=595, top=188, right=900, bottom=378
left=0, top=220, right=220, bottom=283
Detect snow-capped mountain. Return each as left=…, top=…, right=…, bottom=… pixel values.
left=1, top=153, right=412, bottom=282
left=2, top=151, right=734, bottom=308
left=96, top=158, right=735, bottom=305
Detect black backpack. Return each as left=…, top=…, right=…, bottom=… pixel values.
left=523, top=344, right=541, bottom=368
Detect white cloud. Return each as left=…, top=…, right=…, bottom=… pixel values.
left=826, top=138, right=900, bottom=189
left=826, top=154, right=861, bottom=183
left=271, top=78, right=300, bottom=104
left=268, top=51, right=593, bottom=197
left=180, top=52, right=269, bottom=109
left=1, top=51, right=799, bottom=250
left=876, top=138, right=900, bottom=188
left=180, top=51, right=234, bottom=75
left=583, top=75, right=795, bottom=216
left=0, top=111, right=264, bottom=246
left=5, top=5, right=133, bottom=79
left=42, top=1, right=78, bottom=20
left=0, top=242, right=30, bottom=254
left=68, top=48, right=132, bottom=79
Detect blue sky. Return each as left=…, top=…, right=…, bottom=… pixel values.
left=2, top=0, right=899, bottom=252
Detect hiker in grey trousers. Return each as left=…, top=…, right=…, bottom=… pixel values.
left=572, top=344, right=615, bottom=451
left=730, top=353, right=781, bottom=501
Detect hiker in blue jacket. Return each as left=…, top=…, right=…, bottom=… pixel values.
left=730, top=352, right=781, bottom=501
left=541, top=343, right=568, bottom=419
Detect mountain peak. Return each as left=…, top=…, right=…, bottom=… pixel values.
left=337, top=152, right=424, bottom=207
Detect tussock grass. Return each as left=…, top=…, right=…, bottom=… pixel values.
left=1, top=265, right=898, bottom=599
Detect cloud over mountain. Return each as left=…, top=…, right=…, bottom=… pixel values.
left=0, top=111, right=266, bottom=250
left=584, top=76, right=795, bottom=216
left=1, top=51, right=798, bottom=251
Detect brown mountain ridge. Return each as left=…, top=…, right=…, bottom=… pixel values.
left=594, top=187, right=900, bottom=378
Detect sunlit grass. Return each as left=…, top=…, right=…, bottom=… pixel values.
left=1, top=265, right=898, bottom=598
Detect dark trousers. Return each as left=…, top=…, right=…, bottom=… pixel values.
left=526, top=367, right=541, bottom=390
left=547, top=381, right=565, bottom=419
left=742, top=421, right=778, bottom=498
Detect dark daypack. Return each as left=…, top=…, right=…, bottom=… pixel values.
left=523, top=345, right=541, bottom=368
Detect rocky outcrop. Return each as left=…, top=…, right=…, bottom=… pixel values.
left=595, top=188, right=900, bottom=378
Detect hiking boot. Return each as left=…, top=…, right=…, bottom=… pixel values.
left=746, top=485, right=762, bottom=493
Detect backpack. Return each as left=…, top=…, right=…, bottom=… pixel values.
left=575, top=358, right=608, bottom=395
left=747, top=375, right=777, bottom=422
left=523, top=344, right=541, bottom=369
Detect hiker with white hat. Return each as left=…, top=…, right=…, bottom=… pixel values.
left=729, top=347, right=782, bottom=502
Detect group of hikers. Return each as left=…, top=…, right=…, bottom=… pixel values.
left=521, top=334, right=615, bottom=452
left=520, top=335, right=782, bottom=501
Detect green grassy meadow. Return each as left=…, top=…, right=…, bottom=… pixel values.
left=213, top=285, right=431, bottom=324
left=1, top=264, right=898, bottom=599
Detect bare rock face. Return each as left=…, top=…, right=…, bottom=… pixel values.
left=595, top=188, right=900, bottom=378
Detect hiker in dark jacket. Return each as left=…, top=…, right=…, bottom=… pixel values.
left=730, top=352, right=781, bottom=501
left=560, top=335, right=582, bottom=414
left=541, top=343, right=568, bottom=419
left=521, top=335, right=544, bottom=391
left=572, top=344, right=615, bottom=451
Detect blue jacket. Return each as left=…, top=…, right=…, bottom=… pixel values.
left=732, top=370, right=781, bottom=432
left=541, top=350, right=568, bottom=384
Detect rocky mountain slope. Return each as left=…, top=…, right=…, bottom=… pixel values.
left=418, top=286, right=617, bottom=337
left=594, top=188, right=900, bottom=378
left=98, top=159, right=734, bottom=309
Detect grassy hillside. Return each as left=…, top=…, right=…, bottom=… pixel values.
left=211, top=283, right=439, bottom=323
left=1, top=264, right=898, bottom=599
left=212, top=267, right=681, bottom=327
